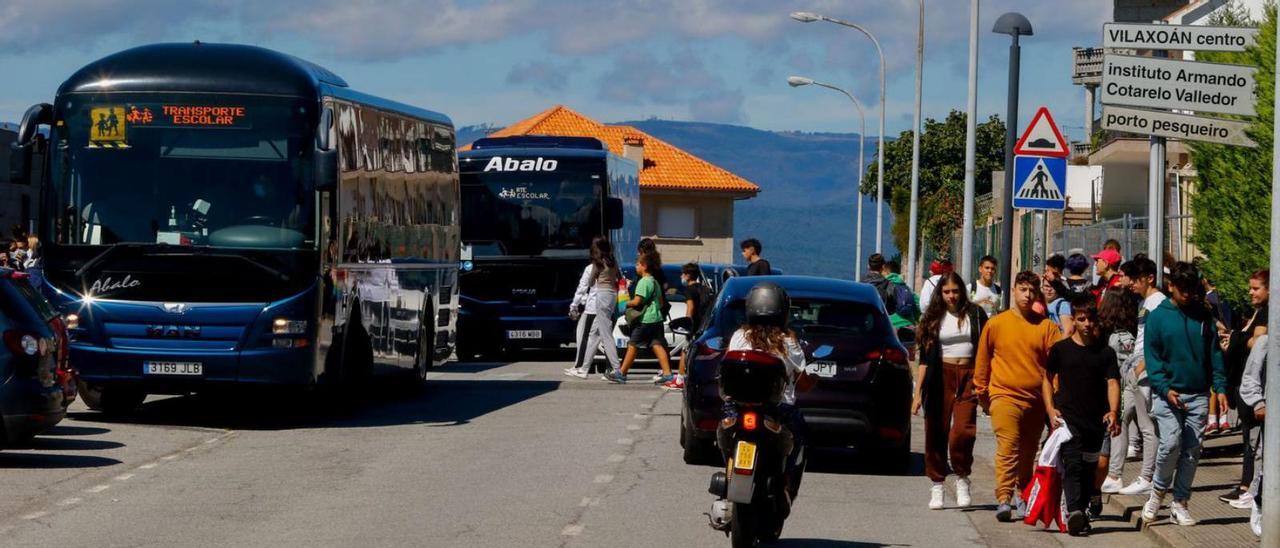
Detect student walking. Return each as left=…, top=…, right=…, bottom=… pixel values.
left=974, top=271, right=1061, bottom=522
left=1113, top=257, right=1164, bottom=496
left=913, top=272, right=988, bottom=510
left=1098, top=290, right=1148, bottom=496
left=1216, top=269, right=1269, bottom=508
left=740, top=238, right=772, bottom=276
left=971, top=256, right=1002, bottom=317
left=565, top=237, right=622, bottom=379
left=1141, top=262, right=1229, bottom=526
left=663, top=263, right=711, bottom=391
left=1239, top=334, right=1268, bottom=537
left=1064, top=253, right=1092, bottom=298
left=608, top=252, right=674, bottom=384
left=1043, top=294, right=1122, bottom=536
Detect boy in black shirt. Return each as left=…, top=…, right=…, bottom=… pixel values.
left=741, top=238, right=772, bottom=276
left=1043, top=293, right=1121, bottom=536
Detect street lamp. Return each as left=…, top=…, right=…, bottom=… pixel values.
left=791, top=11, right=887, bottom=257
left=788, top=76, right=868, bottom=280
left=907, top=0, right=924, bottom=289
left=993, top=12, right=1032, bottom=310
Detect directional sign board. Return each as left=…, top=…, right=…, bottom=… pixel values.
left=1102, top=54, right=1257, bottom=116
left=1013, top=107, right=1070, bottom=158
left=1103, top=23, right=1258, bottom=52
left=1013, top=155, right=1067, bottom=211
left=1102, top=105, right=1257, bottom=147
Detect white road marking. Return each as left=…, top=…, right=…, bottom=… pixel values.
left=138, top=462, right=158, bottom=470
left=114, top=473, right=135, bottom=481
left=21, top=512, right=47, bottom=520
left=205, top=438, right=220, bottom=444
left=561, top=524, right=584, bottom=536
left=160, top=455, right=178, bottom=461
left=85, top=485, right=111, bottom=494
left=57, top=498, right=81, bottom=507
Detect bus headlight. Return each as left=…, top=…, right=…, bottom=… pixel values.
left=272, top=318, right=307, bottom=335
left=64, top=313, right=80, bottom=330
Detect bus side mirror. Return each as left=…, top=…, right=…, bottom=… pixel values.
left=11, top=103, right=53, bottom=186
left=605, top=197, right=624, bottom=230
left=314, top=106, right=337, bottom=191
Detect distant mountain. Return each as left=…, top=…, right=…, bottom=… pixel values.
left=456, top=119, right=896, bottom=281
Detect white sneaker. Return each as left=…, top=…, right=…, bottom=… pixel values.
left=1127, top=446, right=1139, bottom=460
left=563, top=368, right=579, bottom=377
left=1169, top=500, right=1197, bottom=526
left=1142, top=490, right=1166, bottom=522
left=650, top=373, right=663, bottom=382
left=1101, top=476, right=1124, bottom=494
left=572, top=369, right=590, bottom=379
left=1119, top=477, right=1153, bottom=496
left=955, top=477, right=972, bottom=508
left=1251, top=500, right=1263, bottom=537
left=929, top=483, right=945, bottom=510
left=1230, top=491, right=1255, bottom=509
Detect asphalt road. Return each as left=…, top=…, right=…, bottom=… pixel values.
left=0, top=358, right=1161, bottom=547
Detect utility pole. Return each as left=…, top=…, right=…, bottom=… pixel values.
left=906, top=0, right=924, bottom=287
left=961, top=0, right=980, bottom=281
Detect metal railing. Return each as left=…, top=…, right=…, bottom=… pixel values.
left=1051, top=214, right=1196, bottom=260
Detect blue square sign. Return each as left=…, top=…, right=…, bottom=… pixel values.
left=1012, top=155, right=1067, bottom=211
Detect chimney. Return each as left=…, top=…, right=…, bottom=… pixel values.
left=623, top=136, right=645, bottom=170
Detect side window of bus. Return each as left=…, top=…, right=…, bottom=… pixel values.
left=338, top=103, right=358, bottom=172
left=430, top=124, right=455, bottom=174
left=404, top=121, right=417, bottom=174
left=359, top=106, right=378, bottom=171
left=416, top=122, right=429, bottom=173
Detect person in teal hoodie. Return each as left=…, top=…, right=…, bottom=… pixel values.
left=1140, top=261, right=1229, bottom=527
left=884, top=260, right=920, bottom=329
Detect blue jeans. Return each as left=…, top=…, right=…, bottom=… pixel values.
left=1150, top=392, right=1209, bottom=501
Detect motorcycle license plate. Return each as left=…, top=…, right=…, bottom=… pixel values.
left=734, top=441, right=757, bottom=472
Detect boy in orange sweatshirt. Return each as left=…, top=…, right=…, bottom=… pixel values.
left=975, top=271, right=1062, bottom=522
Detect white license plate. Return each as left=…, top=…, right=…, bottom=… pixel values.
left=616, top=337, right=628, bottom=348
left=506, top=330, right=542, bottom=340
left=809, top=360, right=839, bottom=378
left=144, top=361, right=203, bottom=376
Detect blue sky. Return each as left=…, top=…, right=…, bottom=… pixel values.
left=0, top=1, right=1110, bottom=140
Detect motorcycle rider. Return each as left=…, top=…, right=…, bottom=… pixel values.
left=725, top=282, right=817, bottom=500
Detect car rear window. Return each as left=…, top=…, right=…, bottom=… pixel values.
left=718, top=298, right=883, bottom=339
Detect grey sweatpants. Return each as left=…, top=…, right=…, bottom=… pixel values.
left=1109, top=382, right=1158, bottom=481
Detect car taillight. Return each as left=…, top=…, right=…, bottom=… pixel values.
left=866, top=348, right=910, bottom=369
left=742, top=411, right=758, bottom=431
left=4, top=330, right=40, bottom=356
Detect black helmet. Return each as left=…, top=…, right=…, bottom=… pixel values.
left=745, top=282, right=789, bottom=327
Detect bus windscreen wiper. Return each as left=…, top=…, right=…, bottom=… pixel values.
left=73, top=243, right=163, bottom=280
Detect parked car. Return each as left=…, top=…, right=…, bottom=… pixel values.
left=0, top=267, right=69, bottom=444
left=679, top=276, right=912, bottom=472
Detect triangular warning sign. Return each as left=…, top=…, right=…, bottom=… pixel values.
left=1014, top=107, right=1070, bottom=158
left=1016, top=158, right=1064, bottom=201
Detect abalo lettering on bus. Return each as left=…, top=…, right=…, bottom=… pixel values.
left=483, top=156, right=559, bottom=172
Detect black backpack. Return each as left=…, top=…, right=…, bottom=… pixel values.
left=872, top=278, right=898, bottom=312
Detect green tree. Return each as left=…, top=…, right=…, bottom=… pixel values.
left=1188, top=5, right=1272, bottom=309
left=863, top=111, right=1006, bottom=259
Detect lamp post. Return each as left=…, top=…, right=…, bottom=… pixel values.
left=992, top=12, right=1032, bottom=310
left=906, top=0, right=924, bottom=290
left=788, top=76, right=867, bottom=280
left=792, top=11, right=887, bottom=255
left=961, top=0, right=980, bottom=281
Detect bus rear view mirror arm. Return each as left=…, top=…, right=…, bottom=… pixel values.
left=10, top=103, right=52, bottom=186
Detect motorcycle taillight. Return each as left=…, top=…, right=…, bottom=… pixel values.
left=742, top=411, right=758, bottom=431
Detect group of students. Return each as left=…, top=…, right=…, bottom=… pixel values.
left=562, top=237, right=772, bottom=390
left=911, top=241, right=1271, bottom=537
left=0, top=231, right=39, bottom=271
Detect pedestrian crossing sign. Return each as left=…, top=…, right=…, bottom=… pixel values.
left=1012, top=155, right=1067, bottom=211
left=88, top=106, right=128, bottom=148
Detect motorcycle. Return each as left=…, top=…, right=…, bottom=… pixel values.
left=704, top=345, right=831, bottom=547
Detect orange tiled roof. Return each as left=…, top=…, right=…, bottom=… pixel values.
left=464, top=105, right=759, bottom=195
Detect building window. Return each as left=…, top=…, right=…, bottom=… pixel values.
left=657, top=205, right=696, bottom=239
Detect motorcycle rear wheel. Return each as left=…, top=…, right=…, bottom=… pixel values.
left=730, top=502, right=757, bottom=548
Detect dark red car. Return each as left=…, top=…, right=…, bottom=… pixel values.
left=679, top=276, right=913, bottom=472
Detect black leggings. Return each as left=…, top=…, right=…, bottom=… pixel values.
left=1060, top=433, right=1103, bottom=514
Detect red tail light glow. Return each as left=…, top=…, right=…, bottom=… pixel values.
left=742, top=411, right=758, bottom=431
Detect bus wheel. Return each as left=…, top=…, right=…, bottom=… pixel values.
left=342, top=322, right=374, bottom=391
left=77, top=379, right=104, bottom=410
left=414, top=324, right=434, bottom=383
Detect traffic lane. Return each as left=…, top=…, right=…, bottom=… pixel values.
left=0, top=361, right=674, bottom=547
left=569, top=391, right=987, bottom=547
left=0, top=398, right=227, bottom=530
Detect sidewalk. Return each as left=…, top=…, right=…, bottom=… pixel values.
left=1104, top=428, right=1258, bottom=547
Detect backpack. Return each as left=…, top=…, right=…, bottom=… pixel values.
left=891, top=282, right=918, bottom=319
left=871, top=278, right=898, bottom=312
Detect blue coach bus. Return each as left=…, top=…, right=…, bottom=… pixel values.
left=457, top=136, right=639, bottom=359
left=8, top=43, right=460, bottom=412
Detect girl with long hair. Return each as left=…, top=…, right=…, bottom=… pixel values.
left=913, top=272, right=988, bottom=510
left=565, top=237, right=622, bottom=378
left=1215, top=269, right=1269, bottom=508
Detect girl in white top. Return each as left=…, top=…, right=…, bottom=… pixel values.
left=565, top=238, right=621, bottom=378
left=913, top=272, right=989, bottom=510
